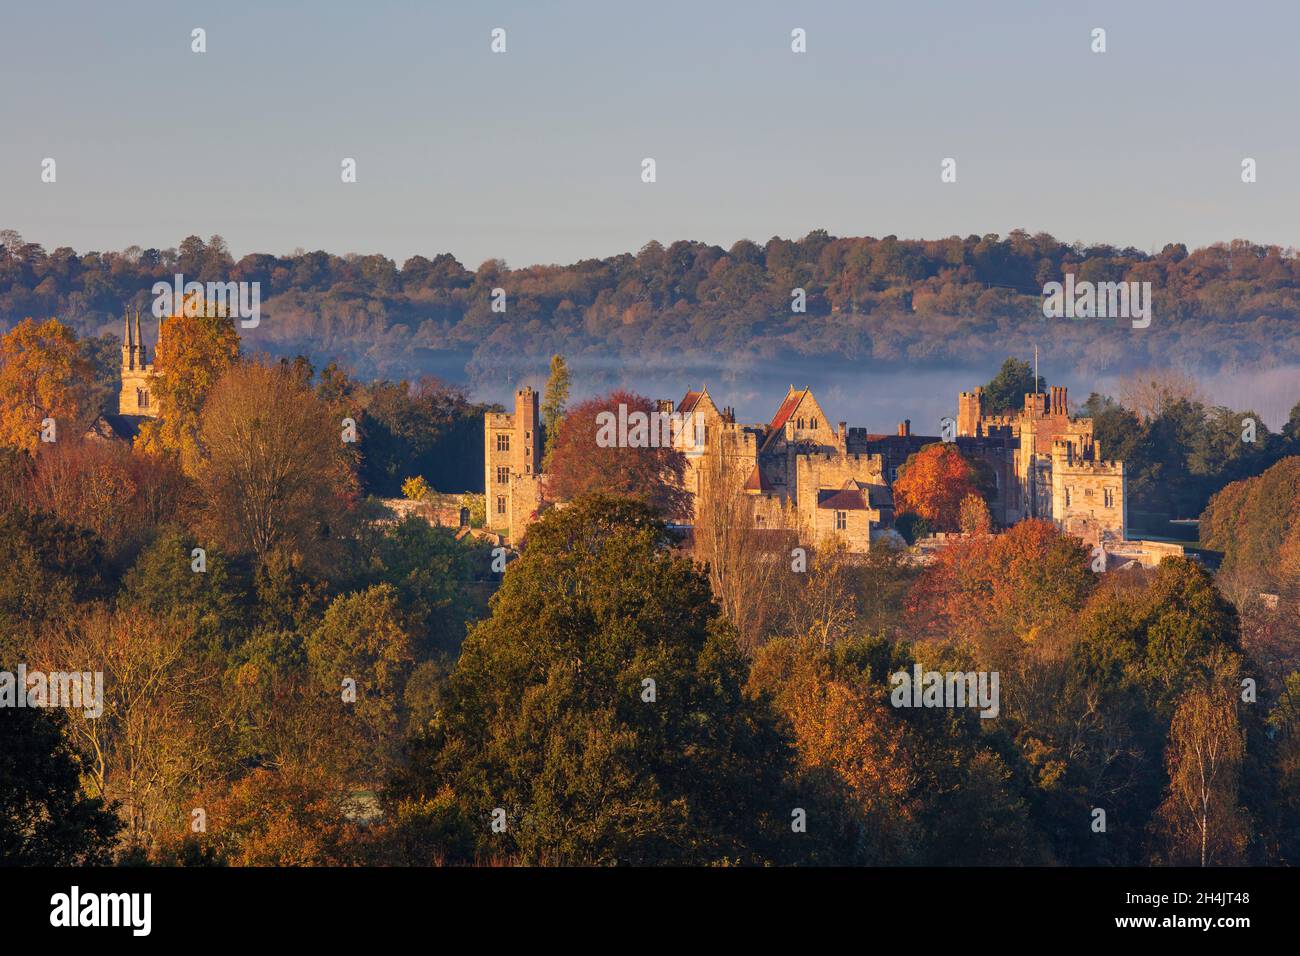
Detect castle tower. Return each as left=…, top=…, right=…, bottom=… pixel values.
left=513, top=386, right=541, bottom=477
left=483, top=384, right=543, bottom=541
left=957, top=387, right=984, bottom=437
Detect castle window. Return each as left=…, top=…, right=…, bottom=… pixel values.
left=811, top=418, right=817, bottom=429
left=525, top=463, right=531, bottom=474
left=1104, top=488, right=1114, bottom=508
left=835, top=510, right=847, bottom=531
left=496, top=496, right=507, bottom=515
left=137, top=387, right=150, bottom=409
left=497, top=434, right=510, bottom=452
left=1065, top=488, right=1071, bottom=507
left=755, top=515, right=765, bottom=527
left=497, top=466, right=510, bottom=484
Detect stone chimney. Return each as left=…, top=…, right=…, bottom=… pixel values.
left=898, top=419, right=911, bottom=437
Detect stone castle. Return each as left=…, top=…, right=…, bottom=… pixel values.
left=484, top=387, right=545, bottom=539
left=486, top=381, right=1128, bottom=554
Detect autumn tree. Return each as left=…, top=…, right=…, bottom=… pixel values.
left=785, top=542, right=857, bottom=652
left=191, top=360, right=357, bottom=564
left=545, top=390, right=690, bottom=519
left=1267, top=673, right=1300, bottom=864
left=1156, top=659, right=1249, bottom=866
left=23, top=438, right=187, bottom=564
left=907, top=519, right=1095, bottom=665
left=155, top=765, right=361, bottom=866
left=748, top=637, right=918, bottom=863
left=958, top=492, right=992, bottom=535
left=1201, top=456, right=1300, bottom=590
left=691, top=434, right=796, bottom=651
left=135, top=304, right=241, bottom=469
left=892, top=442, right=993, bottom=532
left=749, top=633, right=1050, bottom=865
left=0, top=318, right=94, bottom=453
left=31, top=605, right=227, bottom=848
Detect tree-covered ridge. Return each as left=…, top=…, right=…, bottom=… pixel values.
left=2, top=230, right=1298, bottom=383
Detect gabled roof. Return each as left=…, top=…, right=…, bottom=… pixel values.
left=678, top=390, right=703, bottom=416
left=743, top=465, right=776, bottom=493
left=760, top=388, right=808, bottom=452
left=85, top=413, right=146, bottom=443
left=817, top=487, right=869, bottom=510
left=817, top=479, right=890, bottom=511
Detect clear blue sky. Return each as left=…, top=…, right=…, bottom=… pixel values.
left=2, top=0, right=1295, bottom=267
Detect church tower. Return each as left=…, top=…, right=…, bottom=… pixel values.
left=118, top=308, right=158, bottom=417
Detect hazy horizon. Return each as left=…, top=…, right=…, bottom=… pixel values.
left=4, top=0, right=1298, bottom=267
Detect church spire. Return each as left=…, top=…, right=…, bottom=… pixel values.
left=133, top=309, right=145, bottom=366
left=122, top=308, right=134, bottom=370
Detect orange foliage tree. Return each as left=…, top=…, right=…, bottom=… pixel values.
left=155, top=766, right=361, bottom=866
left=0, top=318, right=94, bottom=453
left=906, top=519, right=1095, bottom=659
left=892, top=442, right=992, bottom=532
left=135, top=301, right=241, bottom=470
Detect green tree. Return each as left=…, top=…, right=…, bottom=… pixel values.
left=0, top=707, right=122, bottom=864
left=981, top=357, right=1046, bottom=416
left=306, top=584, right=416, bottom=776
left=364, top=516, right=478, bottom=657
left=0, top=509, right=108, bottom=667
left=389, top=494, right=798, bottom=864
left=540, top=353, right=571, bottom=471
left=119, top=527, right=251, bottom=662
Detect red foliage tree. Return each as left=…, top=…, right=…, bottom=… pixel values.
left=545, top=390, right=689, bottom=519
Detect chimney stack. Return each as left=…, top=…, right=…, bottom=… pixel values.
left=898, top=419, right=911, bottom=437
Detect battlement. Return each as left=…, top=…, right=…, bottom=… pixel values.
left=1057, top=456, right=1124, bottom=476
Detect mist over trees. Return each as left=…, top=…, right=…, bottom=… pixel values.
left=3, top=230, right=1299, bottom=390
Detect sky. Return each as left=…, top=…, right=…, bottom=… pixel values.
left=2, top=0, right=1297, bottom=269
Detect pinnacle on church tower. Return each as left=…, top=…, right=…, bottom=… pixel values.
left=134, top=308, right=146, bottom=367
left=121, top=308, right=134, bottom=370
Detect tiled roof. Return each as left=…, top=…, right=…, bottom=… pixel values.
left=817, top=487, right=870, bottom=511
left=678, top=390, right=703, bottom=415
left=743, top=465, right=776, bottom=492
left=760, top=390, right=805, bottom=452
